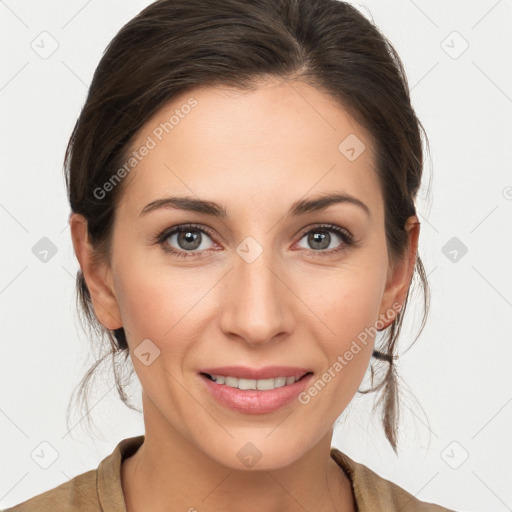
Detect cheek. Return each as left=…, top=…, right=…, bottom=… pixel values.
left=292, top=267, right=384, bottom=426
left=294, top=257, right=387, bottom=402
left=298, top=262, right=386, bottom=343
left=112, top=253, right=222, bottom=366
left=112, top=258, right=189, bottom=346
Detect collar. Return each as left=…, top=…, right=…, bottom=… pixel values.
left=97, top=435, right=373, bottom=511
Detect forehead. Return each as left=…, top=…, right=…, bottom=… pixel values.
left=119, top=79, right=382, bottom=220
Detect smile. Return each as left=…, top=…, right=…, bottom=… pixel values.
left=202, top=372, right=311, bottom=390
left=198, top=370, right=314, bottom=414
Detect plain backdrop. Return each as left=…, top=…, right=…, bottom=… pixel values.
left=1, top=1, right=511, bottom=511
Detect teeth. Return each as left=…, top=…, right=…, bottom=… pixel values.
left=210, top=374, right=298, bottom=390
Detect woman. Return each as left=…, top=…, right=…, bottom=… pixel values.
left=4, top=0, right=456, bottom=510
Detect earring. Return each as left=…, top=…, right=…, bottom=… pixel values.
left=113, top=327, right=128, bottom=350
left=372, top=350, right=398, bottom=363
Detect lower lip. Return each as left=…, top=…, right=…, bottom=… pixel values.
left=199, top=373, right=313, bottom=414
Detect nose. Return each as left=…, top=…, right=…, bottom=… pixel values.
left=218, top=242, right=295, bottom=347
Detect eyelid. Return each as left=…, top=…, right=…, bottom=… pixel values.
left=154, top=222, right=357, bottom=257
left=154, top=223, right=218, bottom=246
left=294, top=223, right=354, bottom=244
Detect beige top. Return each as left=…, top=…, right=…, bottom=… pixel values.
left=3, top=435, right=455, bottom=511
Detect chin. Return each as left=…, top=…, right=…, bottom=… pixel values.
left=201, top=433, right=316, bottom=471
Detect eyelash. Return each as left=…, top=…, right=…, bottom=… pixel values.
left=153, top=223, right=356, bottom=259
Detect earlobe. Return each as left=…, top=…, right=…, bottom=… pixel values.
left=378, top=215, right=420, bottom=330
left=69, top=213, right=123, bottom=331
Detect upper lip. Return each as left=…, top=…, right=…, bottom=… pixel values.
left=198, top=366, right=313, bottom=380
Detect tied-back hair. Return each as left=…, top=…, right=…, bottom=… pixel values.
left=64, top=0, right=431, bottom=454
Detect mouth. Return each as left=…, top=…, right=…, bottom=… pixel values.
left=198, top=369, right=315, bottom=414
left=200, top=371, right=313, bottom=391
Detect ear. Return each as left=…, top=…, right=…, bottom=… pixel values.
left=69, top=212, right=123, bottom=330
left=378, top=215, right=420, bottom=329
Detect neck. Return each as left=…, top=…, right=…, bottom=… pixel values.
left=121, top=394, right=356, bottom=512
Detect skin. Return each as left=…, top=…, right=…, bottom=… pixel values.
left=70, top=78, right=419, bottom=512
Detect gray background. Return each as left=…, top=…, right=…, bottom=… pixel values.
left=1, top=1, right=511, bottom=510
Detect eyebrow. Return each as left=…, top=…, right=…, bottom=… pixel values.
left=139, top=192, right=371, bottom=219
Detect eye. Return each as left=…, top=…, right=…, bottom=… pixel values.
left=154, top=222, right=356, bottom=260
left=295, top=224, right=354, bottom=256
left=155, top=224, right=218, bottom=258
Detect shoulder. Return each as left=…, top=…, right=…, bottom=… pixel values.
left=330, top=447, right=457, bottom=512
left=2, top=435, right=145, bottom=512
left=1, top=469, right=98, bottom=512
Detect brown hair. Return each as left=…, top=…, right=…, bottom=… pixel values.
left=64, top=0, right=431, bottom=453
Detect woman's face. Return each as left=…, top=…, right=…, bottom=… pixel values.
left=79, top=78, right=415, bottom=469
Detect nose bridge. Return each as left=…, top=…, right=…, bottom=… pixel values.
left=220, top=234, right=293, bottom=345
